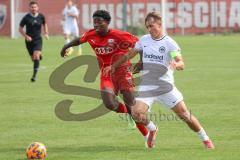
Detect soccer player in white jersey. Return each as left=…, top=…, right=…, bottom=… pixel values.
left=62, top=0, right=82, bottom=55
left=103, top=12, right=215, bottom=149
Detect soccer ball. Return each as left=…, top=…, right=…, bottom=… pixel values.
left=26, top=142, right=47, bottom=159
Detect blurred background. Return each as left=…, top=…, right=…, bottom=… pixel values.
left=0, top=0, right=239, bottom=37
left=0, top=0, right=240, bottom=159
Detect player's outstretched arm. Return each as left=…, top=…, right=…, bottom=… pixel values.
left=60, top=38, right=81, bottom=57
left=103, top=48, right=139, bottom=76
left=132, top=60, right=143, bottom=74
left=170, top=55, right=185, bottom=71
left=112, top=48, right=139, bottom=69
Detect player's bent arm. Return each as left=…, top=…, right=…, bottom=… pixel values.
left=60, top=37, right=82, bottom=57
left=173, top=55, right=185, bottom=70
left=19, top=27, right=27, bottom=38
left=19, top=26, right=32, bottom=41
left=132, top=60, right=143, bottom=74
left=68, top=12, right=78, bottom=19
left=132, top=50, right=143, bottom=74
left=43, top=23, right=49, bottom=39
left=103, top=48, right=139, bottom=75
left=112, top=48, right=139, bottom=69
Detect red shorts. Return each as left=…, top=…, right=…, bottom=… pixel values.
left=100, top=66, right=135, bottom=95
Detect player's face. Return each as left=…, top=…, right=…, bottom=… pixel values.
left=145, top=18, right=162, bottom=39
left=67, top=0, right=73, bottom=7
left=93, top=17, right=109, bottom=36
left=29, top=4, right=39, bottom=15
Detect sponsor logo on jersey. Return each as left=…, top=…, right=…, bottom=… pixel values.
left=95, top=46, right=114, bottom=54
left=144, top=52, right=163, bottom=61
left=33, top=19, right=38, bottom=25
left=0, top=5, right=7, bottom=29
left=159, top=46, right=166, bottom=53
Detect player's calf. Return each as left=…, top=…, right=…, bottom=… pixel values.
left=131, top=102, right=149, bottom=125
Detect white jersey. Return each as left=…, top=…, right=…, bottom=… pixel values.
left=62, top=5, right=79, bottom=26
left=135, top=35, right=181, bottom=95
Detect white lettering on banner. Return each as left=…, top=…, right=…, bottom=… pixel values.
left=99, top=4, right=114, bottom=28
left=211, top=2, right=226, bottom=27
left=146, top=3, right=161, bottom=13
left=82, top=4, right=97, bottom=29
left=178, top=2, right=192, bottom=28
left=195, top=2, right=208, bottom=28
left=116, top=4, right=131, bottom=29
left=229, top=2, right=240, bottom=27
left=132, top=3, right=145, bottom=26
left=80, top=1, right=240, bottom=30
left=165, top=2, right=175, bottom=28
left=116, top=4, right=123, bottom=29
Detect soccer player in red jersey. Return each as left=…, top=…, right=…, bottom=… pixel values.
left=60, top=10, right=149, bottom=144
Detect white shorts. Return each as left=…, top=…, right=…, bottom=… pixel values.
left=136, top=87, right=183, bottom=111
left=63, top=23, right=79, bottom=37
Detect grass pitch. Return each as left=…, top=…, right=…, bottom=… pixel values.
left=0, top=35, right=240, bottom=160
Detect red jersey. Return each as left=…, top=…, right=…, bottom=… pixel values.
left=80, top=29, right=138, bottom=68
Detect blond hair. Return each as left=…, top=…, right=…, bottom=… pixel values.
left=145, top=12, right=162, bottom=25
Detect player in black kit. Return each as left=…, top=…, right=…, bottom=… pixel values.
left=19, top=1, right=49, bottom=82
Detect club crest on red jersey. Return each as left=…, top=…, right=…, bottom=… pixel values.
left=108, top=39, right=114, bottom=44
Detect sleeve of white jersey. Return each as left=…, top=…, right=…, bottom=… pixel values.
left=73, top=6, right=79, bottom=16
left=62, top=7, right=66, bottom=16
left=134, top=40, right=143, bottom=52
left=167, top=38, right=181, bottom=58
left=168, top=39, right=181, bottom=52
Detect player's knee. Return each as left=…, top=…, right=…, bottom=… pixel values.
left=131, top=110, right=139, bottom=121
left=33, top=52, right=41, bottom=60
left=32, top=57, right=40, bottom=61
left=33, top=57, right=40, bottom=61
left=102, top=98, right=118, bottom=112
left=133, top=112, right=148, bottom=124
left=103, top=101, right=118, bottom=111
left=131, top=108, right=143, bottom=122
left=105, top=104, right=118, bottom=111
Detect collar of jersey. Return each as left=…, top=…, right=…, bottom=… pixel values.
left=95, top=29, right=111, bottom=36
left=30, top=13, right=39, bottom=18
left=151, top=35, right=166, bottom=41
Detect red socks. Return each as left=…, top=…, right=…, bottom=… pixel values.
left=136, top=123, right=149, bottom=136
left=117, top=103, right=128, bottom=113
left=117, top=103, right=149, bottom=137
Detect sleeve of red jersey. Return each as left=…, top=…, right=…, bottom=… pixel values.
left=126, top=33, right=139, bottom=48
left=131, top=34, right=139, bottom=45
left=119, top=32, right=139, bottom=52
left=79, top=31, right=89, bottom=43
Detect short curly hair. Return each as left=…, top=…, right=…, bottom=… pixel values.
left=29, top=1, right=38, bottom=6
left=92, top=10, right=111, bottom=23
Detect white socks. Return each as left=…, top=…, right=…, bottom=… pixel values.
left=144, top=132, right=149, bottom=141
left=146, top=121, right=157, bottom=131
left=197, top=127, right=209, bottom=141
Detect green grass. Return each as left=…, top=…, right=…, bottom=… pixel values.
left=0, top=35, right=240, bottom=160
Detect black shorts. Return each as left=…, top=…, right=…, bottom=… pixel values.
left=25, top=38, right=42, bottom=56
